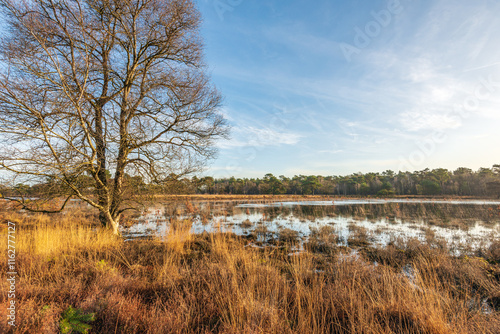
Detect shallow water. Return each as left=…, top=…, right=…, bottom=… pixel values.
left=121, top=199, right=500, bottom=251
left=238, top=199, right=500, bottom=207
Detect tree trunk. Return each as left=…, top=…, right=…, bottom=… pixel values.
left=100, top=209, right=120, bottom=235
left=94, top=87, right=110, bottom=227
left=95, top=128, right=109, bottom=228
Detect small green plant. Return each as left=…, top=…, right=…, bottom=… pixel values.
left=95, top=259, right=118, bottom=274
left=41, top=305, right=51, bottom=314
left=96, top=259, right=108, bottom=270
left=59, top=306, right=95, bottom=334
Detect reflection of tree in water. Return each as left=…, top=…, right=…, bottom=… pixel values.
left=334, top=203, right=500, bottom=225
left=165, top=201, right=500, bottom=227
left=236, top=202, right=500, bottom=226
left=292, top=205, right=335, bottom=219
left=263, top=206, right=292, bottom=219
left=162, top=201, right=240, bottom=218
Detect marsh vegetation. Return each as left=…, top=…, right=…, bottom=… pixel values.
left=1, top=197, right=499, bottom=333
left=123, top=199, right=500, bottom=253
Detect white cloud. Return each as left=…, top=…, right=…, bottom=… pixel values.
left=218, top=126, right=303, bottom=149
left=400, top=109, right=462, bottom=131
left=318, top=149, right=343, bottom=154
left=204, top=0, right=500, bottom=175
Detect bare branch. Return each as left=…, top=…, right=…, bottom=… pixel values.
left=0, top=0, right=228, bottom=233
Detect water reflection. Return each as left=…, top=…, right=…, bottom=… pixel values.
left=121, top=199, right=500, bottom=251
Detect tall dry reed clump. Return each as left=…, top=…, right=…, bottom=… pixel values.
left=0, top=210, right=499, bottom=333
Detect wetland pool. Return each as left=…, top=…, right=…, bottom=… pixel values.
left=121, top=198, right=500, bottom=251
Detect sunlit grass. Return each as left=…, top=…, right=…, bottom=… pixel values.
left=13, top=212, right=121, bottom=257
left=0, top=209, right=499, bottom=333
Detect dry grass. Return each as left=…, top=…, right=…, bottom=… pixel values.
left=163, top=219, right=194, bottom=253
left=0, top=210, right=499, bottom=333
left=306, top=225, right=339, bottom=253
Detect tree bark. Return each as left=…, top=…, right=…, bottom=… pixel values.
left=102, top=210, right=120, bottom=235
left=95, top=104, right=110, bottom=228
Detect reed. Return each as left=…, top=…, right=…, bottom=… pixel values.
left=0, top=211, right=499, bottom=333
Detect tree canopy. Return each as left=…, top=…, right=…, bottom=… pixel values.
left=0, top=0, right=228, bottom=233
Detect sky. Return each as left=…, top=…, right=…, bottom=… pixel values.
left=196, top=0, right=500, bottom=178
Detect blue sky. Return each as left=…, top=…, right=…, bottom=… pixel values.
left=197, top=0, right=500, bottom=178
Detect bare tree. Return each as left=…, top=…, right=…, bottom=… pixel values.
left=0, top=0, right=227, bottom=233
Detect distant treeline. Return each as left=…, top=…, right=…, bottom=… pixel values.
left=193, top=167, right=500, bottom=197
left=3, top=166, right=500, bottom=198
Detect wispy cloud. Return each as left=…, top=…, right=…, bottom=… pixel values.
left=218, top=126, right=303, bottom=149
left=399, top=109, right=462, bottom=131
left=200, top=0, right=500, bottom=176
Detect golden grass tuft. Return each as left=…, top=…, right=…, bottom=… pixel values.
left=163, top=219, right=194, bottom=253
left=0, top=210, right=499, bottom=333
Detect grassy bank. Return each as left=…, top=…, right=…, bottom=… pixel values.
left=1, top=210, right=500, bottom=333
